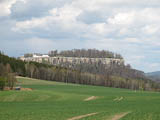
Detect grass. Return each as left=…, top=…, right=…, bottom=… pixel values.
left=0, top=77, right=160, bottom=120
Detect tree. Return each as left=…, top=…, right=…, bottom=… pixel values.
left=0, top=77, right=6, bottom=90
left=7, top=73, right=16, bottom=90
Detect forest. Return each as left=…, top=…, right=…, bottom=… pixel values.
left=0, top=51, right=160, bottom=91
left=48, top=49, right=123, bottom=59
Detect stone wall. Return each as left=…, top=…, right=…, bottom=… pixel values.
left=20, top=56, right=124, bottom=65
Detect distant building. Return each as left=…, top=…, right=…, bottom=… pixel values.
left=33, top=54, right=49, bottom=58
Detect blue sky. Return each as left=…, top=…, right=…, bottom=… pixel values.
left=0, top=0, right=160, bottom=72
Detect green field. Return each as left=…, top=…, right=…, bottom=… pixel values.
left=0, top=77, right=160, bottom=120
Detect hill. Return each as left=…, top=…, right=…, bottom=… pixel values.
left=146, top=71, right=160, bottom=82
left=0, top=51, right=160, bottom=91
left=0, top=77, right=160, bottom=120
left=21, top=49, right=145, bottom=80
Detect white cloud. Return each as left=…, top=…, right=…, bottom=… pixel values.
left=13, top=5, right=83, bottom=31
left=49, top=5, right=82, bottom=21
left=13, top=6, right=160, bottom=40
left=107, top=12, right=135, bottom=25
left=142, top=25, right=159, bottom=35
left=0, top=0, right=16, bottom=16
left=0, top=0, right=26, bottom=16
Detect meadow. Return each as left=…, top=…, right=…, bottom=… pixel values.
left=0, top=77, right=160, bottom=120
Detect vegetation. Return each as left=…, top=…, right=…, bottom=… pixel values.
left=0, top=54, right=16, bottom=90
left=0, top=72, right=16, bottom=90
left=0, top=76, right=6, bottom=90
left=48, top=49, right=123, bottom=59
left=56, top=61, right=145, bottom=80
left=0, top=77, right=160, bottom=120
left=0, top=51, right=160, bottom=91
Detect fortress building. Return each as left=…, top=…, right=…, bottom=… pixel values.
left=20, top=54, right=124, bottom=66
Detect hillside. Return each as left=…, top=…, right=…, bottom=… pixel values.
left=0, top=51, right=160, bottom=91
left=0, top=77, right=160, bottom=120
left=146, top=71, right=160, bottom=82
left=146, top=71, right=160, bottom=77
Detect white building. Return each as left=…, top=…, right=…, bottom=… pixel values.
left=33, top=54, right=49, bottom=58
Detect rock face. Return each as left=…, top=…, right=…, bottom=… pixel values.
left=20, top=56, right=124, bottom=66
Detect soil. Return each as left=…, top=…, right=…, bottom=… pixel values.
left=84, top=96, right=98, bottom=101
left=111, top=112, right=130, bottom=120
left=68, top=112, right=98, bottom=120
left=20, top=88, right=33, bottom=91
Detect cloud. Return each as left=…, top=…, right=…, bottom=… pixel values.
left=10, top=0, right=73, bottom=20
left=107, top=12, right=135, bottom=25
left=13, top=6, right=160, bottom=40
left=12, top=4, right=89, bottom=39
left=0, top=0, right=160, bottom=72
left=0, top=0, right=17, bottom=16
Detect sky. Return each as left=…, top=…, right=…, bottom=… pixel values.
left=0, top=0, right=160, bottom=73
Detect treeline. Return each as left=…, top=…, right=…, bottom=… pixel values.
left=0, top=52, right=160, bottom=91
left=24, top=64, right=160, bottom=91
left=48, top=49, right=123, bottom=59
